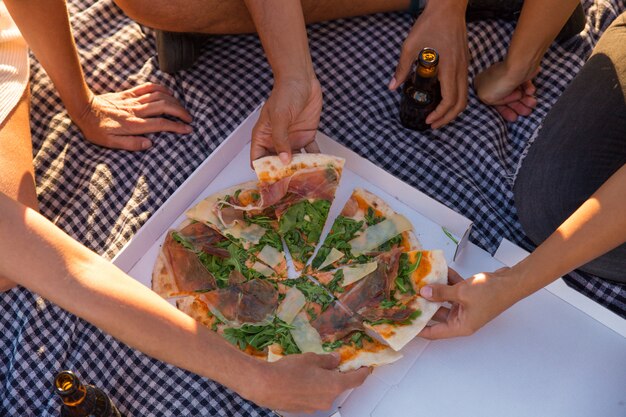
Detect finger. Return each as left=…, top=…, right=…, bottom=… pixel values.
left=447, top=268, right=464, bottom=284
left=304, top=141, right=320, bottom=153
left=136, top=91, right=179, bottom=105
left=420, top=283, right=458, bottom=303
left=101, top=135, right=152, bottom=151
left=522, top=80, right=536, bottom=96
left=418, top=322, right=456, bottom=340
left=131, top=117, right=194, bottom=135
left=520, top=94, right=538, bottom=109
left=507, top=101, right=533, bottom=117
left=431, top=306, right=451, bottom=322
left=494, top=88, right=524, bottom=105
left=133, top=100, right=193, bottom=123
left=125, top=82, right=173, bottom=98
left=495, top=105, right=518, bottom=122
left=313, top=352, right=341, bottom=370
left=339, top=367, right=370, bottom=388
left=390, top=40, right=418, bottom=90
left=269, top=112, right=292, bottom=164
left=426, top=63, right=458, bottom=127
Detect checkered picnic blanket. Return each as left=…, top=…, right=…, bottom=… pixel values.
left=2, top=0, right=625, bottom=416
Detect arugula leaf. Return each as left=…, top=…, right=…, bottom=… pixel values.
left=327, top=269, right=345, bottom=294
left=311, top=216, right=364, bottom=269
left=279, top=200, right=331, bottom=264
left=283, top=277, right=334, bottom=311
left=368, top=310, right=422, bottom=326
left=233, top=189, right=242, bottom=202
left=223, top=317, right=301, bottom=355
left=442, top=227, right=459, bottom=244
left=395, top=252, right=421, bottom=295
left=322, top=340, right=343, bottom=351
left=380, top=299, right=401, bottom=309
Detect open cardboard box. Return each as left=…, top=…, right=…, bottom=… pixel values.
left=113, top=108, right=626, bottom=417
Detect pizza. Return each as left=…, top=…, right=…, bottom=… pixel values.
left=252, top=154, right=345, bottom=270
left=152, top=154, right=449, bottom=372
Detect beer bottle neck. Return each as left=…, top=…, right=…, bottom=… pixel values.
left=416, top=65, right=438, bottom=79
left=55, top=371, right=88, bottom=407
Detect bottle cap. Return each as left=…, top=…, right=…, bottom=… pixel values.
left=418, top=48, right=439, bottom=68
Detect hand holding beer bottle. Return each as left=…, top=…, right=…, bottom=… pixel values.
left=389, top=0, right=469, bottom=129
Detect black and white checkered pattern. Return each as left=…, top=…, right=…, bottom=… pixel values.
left=2, top=0, right=625, bottom=415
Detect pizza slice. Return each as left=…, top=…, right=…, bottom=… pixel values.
left=337, top=249, right=448, bottom=351
left=253, top=154, right=345, bottom=270
left=185, top=181, right=288, bottom=280
left=311, top=188, right=421, bottom=271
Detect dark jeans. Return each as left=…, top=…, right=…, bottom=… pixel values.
left=514, top=12, right=626, bottom=283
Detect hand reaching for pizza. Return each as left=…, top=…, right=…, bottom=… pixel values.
left=388, top=0, right=469, bottom=129
left=250, top=77, right=322, bottom=165
left=245, top=352, right=369, bottom=413
left=474, top=61, right=539, bottom=122
left=418, top=268, right=522, bottom=339
left=71, top=83, right=193, bottom=151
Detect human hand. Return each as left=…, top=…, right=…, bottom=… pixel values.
left=71, top=83, right=193, bottom=151
left=474, top=61, right=539, bottom=122
left=250, top=77, right=322, bottom=165
left=0, top=276, right=16, bottom=292
left=244, top=352, right=369, bottom=413
left=418, top=268, right=523, bottom=339
left=389, top=0, right=469, bottom=129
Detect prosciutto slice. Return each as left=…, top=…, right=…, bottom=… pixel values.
left=311, top=302, right=364, bottom=343
left=199, top=277, right=279, bottom=325
left=178, top=222, right=229, bottom=258
left=162, top=232, right=217, bottom=293
left=339, top=249, right=402, bottom=315
left=259, top=166, right=340, bottom=208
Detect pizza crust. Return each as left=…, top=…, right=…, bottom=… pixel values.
left=253, top=154, right=345, bottom=183
left=338, top=344, right=403, bottom=372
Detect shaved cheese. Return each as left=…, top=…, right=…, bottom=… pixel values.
left=251, top=261, right=274, bottom=277
left=290, top=313, right=325, bottom=354
left=257, top=245, right=285, bottom=268
left=222, top=223, right=266, bottom=245
left=341, top=261, right=378, bottom=286
left=267, top=344, right=284, bottom=362
left=349, top=214, right=413, bottom=256
left=318, top=248, right=345, bottom=270
left=276, top=288, right=306, bottom=324
left=185, top=187, right=266, bottom=246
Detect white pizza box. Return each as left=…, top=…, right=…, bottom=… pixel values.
left=112, top=108, right=626, bottom=417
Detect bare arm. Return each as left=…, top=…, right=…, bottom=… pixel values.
left=4, top=0, right=192, bottom=151
left=419, top=164, right=626, bottom=339
left=474, top=0, right=580, bottom=121
left=244, top=0, right=322, bottom=163
left=0, top=193, right=367, bottom=411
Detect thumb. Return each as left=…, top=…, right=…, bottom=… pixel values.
left=389, top=45, right=415, bottom=90
left=420, top=283, right=458, bottom=303
left=270, top=111, right=292, bottom=165
left=313, top=352, right=341, bottom=370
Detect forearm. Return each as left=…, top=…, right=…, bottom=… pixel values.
left=0, top=193, right=260, bottom=394
left=243, top=0, right=314, bottom=82
left=506, top=0, right=580, bottom=78
left=510, top=165, right=626, bottom=299
left=4, top=0, right=91, bottom=116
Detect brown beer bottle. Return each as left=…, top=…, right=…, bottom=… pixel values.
left=399, top=47, right=442, bottom=131
left=54, top=370, right=123, bottom=417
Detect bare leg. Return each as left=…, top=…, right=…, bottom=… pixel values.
left=0, top=88, right=37, bottom=291
left=114, top=0, right=410, bottom=34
